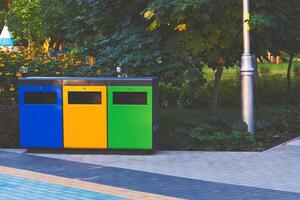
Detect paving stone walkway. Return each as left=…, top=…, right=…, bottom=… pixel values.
left=0, top=136, right=300, bottom=200
left=0, top=173, right=124, bottom=200
left=0, top=166, right=177, bottom=200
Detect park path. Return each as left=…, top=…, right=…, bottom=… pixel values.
left=0, top=136, right=300, bottom=200
left=0, top=165, right=176, bottom=200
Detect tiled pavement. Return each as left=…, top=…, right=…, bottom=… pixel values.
left=0, top=173, right=124, bottom=200
left=0, top=136, right=300, bottom=200
left=0, top=166, right=177, bottom=200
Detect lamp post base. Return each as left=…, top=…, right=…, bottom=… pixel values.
left=241, top=54, right=255, bottom=133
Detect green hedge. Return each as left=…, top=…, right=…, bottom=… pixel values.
left=160, top=76, right=300, bottom=108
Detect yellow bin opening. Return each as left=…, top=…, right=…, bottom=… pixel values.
left=63, top=86, right=107, bottom=149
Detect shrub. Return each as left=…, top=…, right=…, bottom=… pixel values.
left=159, top=74, right=300, bottom=109
left=159, top=83, right=181, bottom=107
left=159, top=106, right=300, bottom=151
left=293, top=62, right=300, bottom=79
left=0, top=47, right=95, bottom=104
left=255, top=108, right=300, bottom=149
left=158, top=107, right=200, bottom=150
left=158, top=107, right=252, bottom=151
left=190, top=119, right=252, bottom=151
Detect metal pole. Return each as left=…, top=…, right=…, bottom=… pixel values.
left=241, top=0, right=255, bottom=133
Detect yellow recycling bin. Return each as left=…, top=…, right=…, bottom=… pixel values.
left=63, top=86, right=107, bottom=149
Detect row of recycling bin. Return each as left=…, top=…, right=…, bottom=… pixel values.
left=19, top=77, right=159, bottom=151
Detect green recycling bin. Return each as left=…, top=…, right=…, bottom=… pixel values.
left=107, top=78, right=158, bottom=150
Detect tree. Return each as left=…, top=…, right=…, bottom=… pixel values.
left=0, top=0, right=11, bottom=11
left=0, top=1, right=6, bottom=10
left=0, top=2, right=6, bottom=25
left=62, top=0, right=206, bottom=86
left=5, top=0, right=43, bottom=45
left=251, top=0, right=300, bottom=109
left=145, top=0, right=243, bottom=113
left=59, top=0, right=247, bottom=112
left=40, top=0, right=67, bottom=49
left=3, top=0, right=68, bottom=47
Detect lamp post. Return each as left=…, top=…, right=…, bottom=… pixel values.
left=241, top=0, right=255, bottom=133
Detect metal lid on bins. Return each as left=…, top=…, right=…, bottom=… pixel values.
left=18, top=77, right=159, bottom=86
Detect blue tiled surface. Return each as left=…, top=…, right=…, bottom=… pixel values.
left=0, top=173, right=126, bottom=200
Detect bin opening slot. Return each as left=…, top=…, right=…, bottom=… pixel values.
left=24, top=92, right=57, bottom=104
left=68, top=92, right=101, bottom=104
left=113, top=92, right=147, bottom=105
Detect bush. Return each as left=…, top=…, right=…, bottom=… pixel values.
left=190, top=119, right=252, bottom=151
left=158, top=107, right=200, bottom=150
left=158, top=107, right=252, bottom=151
left=255, top=108, right=300, bottom=149
left=293, top=62, right=300, bottom=79
left=159, top=74, right=300, bottom=109
left=159, top=106, right=300, bottom=151
left=256, top=75, right=286, bottom=105
left=0, top=47, right=95, bottom=104
left=159, top=83, right=181, bottom=107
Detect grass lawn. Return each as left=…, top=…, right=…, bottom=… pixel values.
left=203, top=63, right=289, bottom=81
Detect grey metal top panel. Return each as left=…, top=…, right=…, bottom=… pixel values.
left=18, top=77, right=159, bottom=86
left=18, top=77, right=64, bottom=86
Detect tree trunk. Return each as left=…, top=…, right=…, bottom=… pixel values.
left=211, top=66, right=224, bottom=114
left=285, top=55, right=293, bottom=110
left=6, top=0, right=12, bottom=10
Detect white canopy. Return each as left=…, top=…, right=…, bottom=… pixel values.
left=0, top=23, right=14, bottom=47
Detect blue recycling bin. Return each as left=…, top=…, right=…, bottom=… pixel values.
left=19, top=81, right=63, bottom=148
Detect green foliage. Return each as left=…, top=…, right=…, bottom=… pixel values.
left=1, top=0, right=69, bottom=46
left=40, top=1, right=67, bottom=43
left=8, top=0, right=43, bottom=43
left=158, top=107, right=200, bottom=150
left=293, top=62, right=300, bottom=79
left=158, top=106, right=252, bottom=151
left=2, top=0, right=300, bottom=78
left=160, top=74, right=300, bottom=109
left=0, top=47, right=94, bottom=104
left=259, top=65, right=272, bottom=77
left=0, top=0, right=8, bottom=11
left=251, top=1, right=300, bottom=108
left=146, top=0, right=243, bottom=69
left=60, top=0, right=205, bottom=86
left=190, top=121, right=251, bottom=151
left=3, top=0, right=300, bottom=88
left=255, top=108, right=300, bottom=149
left=159, top=106, right=300, bottom=151
left=251, top=1, right=300, bottom=57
